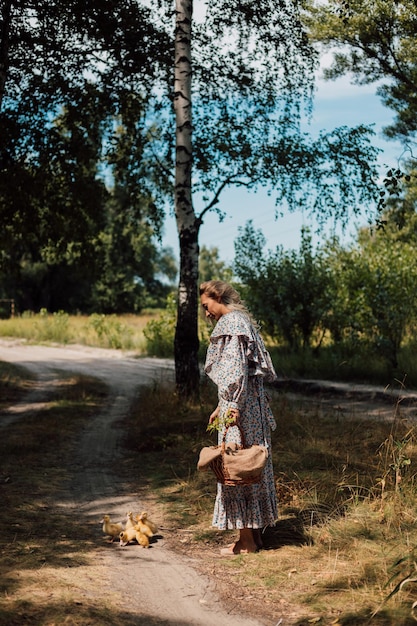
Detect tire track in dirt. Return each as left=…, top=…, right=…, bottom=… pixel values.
left=0, top=340, right=267, bottom=626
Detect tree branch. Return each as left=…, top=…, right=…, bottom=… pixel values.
left=198, top=175, right=252, bottom=222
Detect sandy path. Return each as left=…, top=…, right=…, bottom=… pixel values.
left=0, top=339, right=265, bottom=626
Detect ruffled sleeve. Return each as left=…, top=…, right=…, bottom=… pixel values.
left=204, top=311, right=277, bottom=410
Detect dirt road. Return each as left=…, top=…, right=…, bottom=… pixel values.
left=0, top=339, right=265, bottom=626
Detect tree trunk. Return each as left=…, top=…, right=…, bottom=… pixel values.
left=0, top=0, right=12, bottom=109
left=173, top=0, right=200, bottom=396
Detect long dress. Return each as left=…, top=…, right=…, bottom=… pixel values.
left=204, top=309, right=278, bottom=530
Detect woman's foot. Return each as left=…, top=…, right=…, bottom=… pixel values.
left=220, top=541, right=255, bottom=556
left=220, top=529, right=258, bottom=555
left=220, top=543, right=245, bottom=556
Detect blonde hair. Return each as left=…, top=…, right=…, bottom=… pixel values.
left=199, top=280, right=258, bottom=327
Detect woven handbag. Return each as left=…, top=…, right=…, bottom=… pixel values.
left=197, top=424, right=268, bottom=486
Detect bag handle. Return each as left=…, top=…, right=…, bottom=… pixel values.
left=221, top=423, right=246, bottom=451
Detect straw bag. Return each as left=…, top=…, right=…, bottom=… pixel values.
left=197, top=424, right=268, bottom=486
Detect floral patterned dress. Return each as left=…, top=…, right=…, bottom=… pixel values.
left=204, top=310, right=278, bottom=530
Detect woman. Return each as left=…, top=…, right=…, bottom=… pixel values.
left=200, top=280, right=278, bottom=555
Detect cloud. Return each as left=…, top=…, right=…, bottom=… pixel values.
left=315, top=74, right=378, bottom=101
left=315, top=50, right=385, bottom=100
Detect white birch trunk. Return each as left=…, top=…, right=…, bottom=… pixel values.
left=174, top=0, right=200, bottom=395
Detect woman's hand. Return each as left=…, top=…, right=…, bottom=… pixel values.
left=226, top=408, right=240, bottom=426
left=209, top=406, right=220, bottom=425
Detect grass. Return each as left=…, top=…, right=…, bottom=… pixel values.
left=0, top=310, right=161, bottom=351
left=3, top=321, right=417, bottom=624
left=121, top=381, right=417, bottom=625
left=269, top=343, right=417, bottom=389
left=2, top=311, right=417, bottom=389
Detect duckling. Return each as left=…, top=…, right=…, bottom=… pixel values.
left=135, top=529, right=150, bottom=548
left=134, top=516, right=154, bottom=538
left=119, top=527, right=138, bottom=547
left=137, top=511, right=158, bottom=534
left=125, top=511, right=136, bottom=529
left=101, top=515, right=123, bottom=542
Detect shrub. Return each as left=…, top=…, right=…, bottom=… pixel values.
left=143, top=294, right=176, bottom=357
left=34, top=309, right=70, bottom=343
left=87, top=313, right=133, bottom=349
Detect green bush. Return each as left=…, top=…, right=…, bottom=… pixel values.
left=34, top=309, right=70, bottom=343
left=143, top=294, right=212, bottom=360
left=87, top=313, right=133, bottom=349
left=143, top=294, right=176, bottom=357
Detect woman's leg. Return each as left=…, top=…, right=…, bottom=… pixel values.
left=252, top=528, right=264, bottom=550
left=221, top=528, right=258, bottom=555
left=238, top=528, right=258, bottom=552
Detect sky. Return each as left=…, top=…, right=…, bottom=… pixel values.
left=160, top=63, right=405, bottom=265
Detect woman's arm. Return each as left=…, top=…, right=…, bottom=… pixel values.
left=217, top=335, right=249, bottom=416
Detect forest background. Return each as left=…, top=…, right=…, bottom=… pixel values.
left=2, top=0, right=417, bottom=389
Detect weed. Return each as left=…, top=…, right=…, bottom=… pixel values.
left=87, top=313, right=133, bottom=349
left=0, top=312, right=156, bottom=351
left=143, top=293, right=176, bottom=357
left=34, top=308, right=70, bottom=343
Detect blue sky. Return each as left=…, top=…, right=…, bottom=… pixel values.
left=161, top=72, right=404, bottom=264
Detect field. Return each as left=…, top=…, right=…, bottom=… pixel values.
left=0, top=311, right=162, bottom=352
left=2, top=316, right=417, bottom=624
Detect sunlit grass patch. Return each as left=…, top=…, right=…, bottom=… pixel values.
left=0, top=311, right=161, bottom=352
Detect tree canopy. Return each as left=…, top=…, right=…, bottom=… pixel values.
left=0, top=0, right=175, bottom=313
left=0, top=0, right=388, bottom=392
left=160, top=0, right=382, bottom=393
left=305, top=0, right=417, bottom=145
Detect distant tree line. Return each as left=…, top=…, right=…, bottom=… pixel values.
left=0, top=0, right=176, bottom=314
left=234, top=178, right=417, bottom=371
left=145, top=167, right=417, bottom=379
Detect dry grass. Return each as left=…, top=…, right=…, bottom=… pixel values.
left=4, top=358, right=417, bottom=625
left=122, top=383, right=417, bottom=625
left=0, top=312, right=161, bottom=351
left=69, top=313, right=160, bottom=350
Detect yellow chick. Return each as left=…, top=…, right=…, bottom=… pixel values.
left=119, top=527, right=138, bottom=546
left=101, top=515, right=123, bottom=542
left=135, top=529, right=150, bottom=548
left=134, top=516, right=154, bottom=538
left=137, top=511, right=158, bottom=534
left=125, top=511, right=136, bottom=529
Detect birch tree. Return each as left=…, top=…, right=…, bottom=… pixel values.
left=173, top=0, right=199, bottom=393
left=164, top=0, right=380, bottom=395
